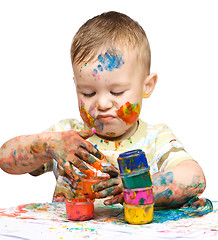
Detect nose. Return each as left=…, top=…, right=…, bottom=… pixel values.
left=97, top=94, right=113, bottom=111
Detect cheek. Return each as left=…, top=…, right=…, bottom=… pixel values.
left=116, top=101, right=141, bottom=125
left=88, top=103, right=97, bottom=118
left=79, top=100, right=95, bottom=128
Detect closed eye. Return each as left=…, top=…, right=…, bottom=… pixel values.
left=110, top=91, right=124, bottom=96
left=83, top=92, right=96, bottom=97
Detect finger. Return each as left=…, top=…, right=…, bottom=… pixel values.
left=55, top=158, right=80, bottom=181
left=95, top=184, right=123, bottom=198
left=77, top=128, right=96, bottom=139
left=77, top=148, right=102, bottom=170
left=104, top=193, right=124, bottom=205
left=92, top=177, right=120, bottom=192
left=101, top=166, right=119, bottom=178
left=68, top=154, right=97, bottom=178
left=79, top=141, right=104, bottom=160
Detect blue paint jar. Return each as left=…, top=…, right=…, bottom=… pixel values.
left=117, top=149, right=149, bottom=174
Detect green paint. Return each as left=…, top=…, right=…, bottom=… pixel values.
left=66, top=227, right=97, bottom=232
left=140, top=198, right=146, bottom=205
left=153, top=172, right=174, bottom=186
left=25, top=204, right=41, bottom=210
left=128, top=137, right=132, bottom=144
left=122, top=170, right=152, bottom=188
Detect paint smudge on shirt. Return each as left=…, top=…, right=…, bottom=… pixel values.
left=102, top=140, right=109, bottom=145
left=116, top=101, right=140, bottom=125
left=115, top=141, right=122, bottom=150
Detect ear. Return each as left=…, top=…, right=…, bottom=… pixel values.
left=143, top=73, right=158, bottom=98
left=73, top=76, right=77, bottom=87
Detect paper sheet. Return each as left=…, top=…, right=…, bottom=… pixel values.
left=0, top=199, right=217, bottom=240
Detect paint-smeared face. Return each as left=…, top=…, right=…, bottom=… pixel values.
left=73, top=48, right=146, bottom=140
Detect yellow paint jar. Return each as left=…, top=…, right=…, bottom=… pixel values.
left=123, top=203, right=154, bottom=225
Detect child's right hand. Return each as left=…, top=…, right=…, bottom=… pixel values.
left=91, top=165, right=124, bottom=205
left=30, top=128, right=103, bottom=180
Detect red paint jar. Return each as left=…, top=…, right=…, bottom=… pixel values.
left=65, top=198, right=94, bottom=221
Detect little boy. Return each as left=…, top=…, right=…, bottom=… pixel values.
left=0, top=11, right=205, bottom=208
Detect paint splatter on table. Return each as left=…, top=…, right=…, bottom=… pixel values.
left=0, top=200, right=217, bottom=239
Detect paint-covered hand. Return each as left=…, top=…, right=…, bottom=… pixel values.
left=151, top=160, right=206, bottom=209
left=31, top=128, right=104, bottom=180
left=92, top=166, right=124, bottom=205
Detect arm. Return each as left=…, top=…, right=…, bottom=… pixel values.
left=152, top=160, right=206, bottom=209
left=0, top=129, right=103, bottom=178
left=0, top=133, right=53, bottom=174
left=92, top=160, right=206, bottom=208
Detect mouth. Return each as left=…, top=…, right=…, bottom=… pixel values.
left=96, top=114, right=116, bottom=122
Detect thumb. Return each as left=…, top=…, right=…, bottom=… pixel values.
left=78, top=127, right=96, bottom=139
left=101, top=166, right=119, bottom=178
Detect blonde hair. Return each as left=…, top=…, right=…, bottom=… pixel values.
left=71, top=11, right=151, bottom=73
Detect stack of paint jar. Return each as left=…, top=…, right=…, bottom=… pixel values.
left=117, top=149, right=154, bottom=224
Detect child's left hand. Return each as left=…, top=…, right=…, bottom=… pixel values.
left=91, top=166, right=124, bottom=205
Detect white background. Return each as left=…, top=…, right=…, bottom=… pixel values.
left=0, top=0, right=217, bottom=208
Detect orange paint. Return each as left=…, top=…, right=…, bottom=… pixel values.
left=116, top=101, right=140, bottom=125
left=80, top=168, right=98, bottom=178
left=103, top=140, right=109, bottom=145
left=115, top=141, right=122, bottom=150
left=91, top=160, right=103, bottom=170
left=82, top=176, right=109, bottom=199
left=0, top=204, right=28, bottom=218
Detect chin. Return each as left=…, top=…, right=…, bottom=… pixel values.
left=96, top=131, right=117, bottom=138
left=96, top=129, right=127, bottom=141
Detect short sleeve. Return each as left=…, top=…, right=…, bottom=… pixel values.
left=45, top=119, right=85, bottom=132
left=42, top=118, right=86, bottom=178
left=155, top=124, right=194, bottom=171
left=30, top=119, right=84, bottom=177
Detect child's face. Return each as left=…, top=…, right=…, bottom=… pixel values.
left=73, top=47, right=155, bottom=140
